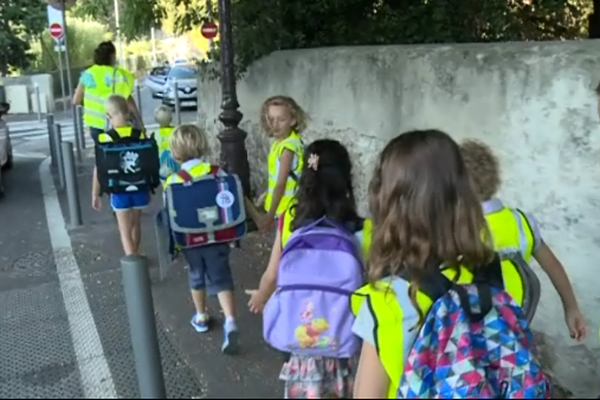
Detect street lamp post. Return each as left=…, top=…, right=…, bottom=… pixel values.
left=216, top=0, right=251, bottom=197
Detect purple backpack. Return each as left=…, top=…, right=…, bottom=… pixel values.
left=262, top=217, right=364, bottom=358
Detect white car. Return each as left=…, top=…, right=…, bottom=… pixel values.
left=0, top=102, right=13, bottom=197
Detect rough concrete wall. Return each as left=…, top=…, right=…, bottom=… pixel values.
left=197, top=40, right=600, bottom=396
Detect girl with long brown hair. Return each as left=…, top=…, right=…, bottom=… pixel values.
left=350, top=130, right=529, bottom=398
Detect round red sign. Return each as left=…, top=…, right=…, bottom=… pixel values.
left=201, top=22, right=218, bottom=39
left=49, top=22, right=64, bottom=39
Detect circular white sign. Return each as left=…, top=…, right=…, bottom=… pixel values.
left=215, top=190, right=235, bottom=208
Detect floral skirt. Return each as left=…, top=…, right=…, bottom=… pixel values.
left=279, top=354, right=357, bottom=399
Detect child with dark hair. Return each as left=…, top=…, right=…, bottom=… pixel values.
left=247, top=139, right=372, bottom=399
left=460, top=139, right=586, bottom=341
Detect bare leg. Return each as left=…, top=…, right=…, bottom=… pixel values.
left=115, top=209, right=135, bottom=255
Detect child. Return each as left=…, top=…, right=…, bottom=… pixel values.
left=247, top=139, right=372, bottom=399
left=351, top=130, right=542, bottom=398
left=92, top=95, right=150, bottom=256
left=460, top=139, right=586, bottom=341
left=154, top=105, right=179, bottom=183
left=163, top=124, right=239, bottom=354
left=259, top=95, right=307, bottom=231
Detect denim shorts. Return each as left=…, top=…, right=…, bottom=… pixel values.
left=182, top=244, right=234, bottom=295
left=110, top=191, right=151, bottom=211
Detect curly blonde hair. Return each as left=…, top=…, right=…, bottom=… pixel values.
left=170, top=124, right=209, bottom=162
left=459, top=139, right=501, bottom=202
left=259, top=95, right=309, bottom=136
left=368, top=130, right=494, bottom=325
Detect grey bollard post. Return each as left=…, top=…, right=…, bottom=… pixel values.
left=71, top=107, right=82, bottom=163
left=121, top=255, right=167, bottom=399
left=61, top=141, right=83, bottom=227
left=174, top=80, right=181, bottom=125
left=75, top=105, right=86, bottom=149
left=54, top=123, right=65, bottom=190
left=34, top=84, right=42, bottom=122
left=47, top=114, right=56, bottom=169
left=136, top=84, right=143, bottom=119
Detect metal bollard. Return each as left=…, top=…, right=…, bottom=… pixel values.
left=174, top=80, right=181, bottom=125
left=121, top=255, right=167, bottom=399
left=34, top=84, right=42, bottom=122
left=61, top=141, right=83, bottom=227
left=75, top=105, right=86, bottom=149
left=54, top=123, right=65, bottom=190
left=136, top=84, right=143, bottom=118
left=71, top=107, right=82, bottom=163
left=47, top=114, right=56, bottom=169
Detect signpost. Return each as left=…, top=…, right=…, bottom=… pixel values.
left=201, top=22, right=218, bottom=39
left=49, top=22, right=64, bottom=40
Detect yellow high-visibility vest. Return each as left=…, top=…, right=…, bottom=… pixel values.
left=83, top=65, right=134, bottom=129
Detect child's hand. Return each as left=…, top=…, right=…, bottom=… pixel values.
left=246, top=289, right=267, bottom=314
left=92, top=195, right=102, bottom=211
left=564, top=306, right=587, bottom=341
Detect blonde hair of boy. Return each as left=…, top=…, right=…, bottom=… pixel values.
left=154, top=105, right=173, bottom=127
left=460, top=139, right=501, bottom=202
left=105, top=94, right=130, bottom=120
left=170, top=124, right=209, bottom=162
left=259, top=95, right=309, bottom=136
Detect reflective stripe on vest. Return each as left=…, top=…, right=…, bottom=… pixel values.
left=279, top=204, right=373, bottom=260
left=350, top=261, right=525, bottom=398
left=164, top=162, right=212, bottom=188
left=97, top=126, right=143, bottom=143
left=157, top=126, right=175, bottom=152
left=264, top=132, right=304, bottom=216
left=83, top=65, right=134, bottom=129
left=486, top=206, right=535, bottom=263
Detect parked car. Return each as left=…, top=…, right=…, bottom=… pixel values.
left=144, top=65, right=170, bottom=99
left=162, top=65, right=199, bottom=109
left=0, top=102, right=13, bottom=198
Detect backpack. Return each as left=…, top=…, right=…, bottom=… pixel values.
left=95, top=128, right=160, bottom=194
left=398, top=256, right=551, bottom=399
left=165, top=166, right=247, bottom=249
left=262, top=216, right=364, bottom=358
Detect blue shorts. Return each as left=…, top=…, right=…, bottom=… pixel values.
left=111, top=191, right=151, bottom=211
left=182, top=244, right=234, bottom=295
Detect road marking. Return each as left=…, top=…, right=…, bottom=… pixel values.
left=39, top=157, right=117, bottom=398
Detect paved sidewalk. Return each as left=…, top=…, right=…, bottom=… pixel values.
left=57, top=155, right=284, bottom=398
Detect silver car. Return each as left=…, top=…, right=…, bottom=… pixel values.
left=0, top=102, right=13, bottom=197
left=144, top=66, right=170, bottom=99
left=162, top=65, right=198, bottom=109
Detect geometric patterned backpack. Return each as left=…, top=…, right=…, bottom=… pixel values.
left=398, top=256, right=551, bottom=399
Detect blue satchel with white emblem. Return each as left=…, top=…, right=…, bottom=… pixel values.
left=165, top=166, right=247, bottom=249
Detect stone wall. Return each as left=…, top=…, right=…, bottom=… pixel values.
left=197, top=40, right=600, bottom=397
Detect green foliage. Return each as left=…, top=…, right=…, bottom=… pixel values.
left=71, top=0, right=163, bottom=39
left=0, top=0, right=46, bottom=75
left=65, top=0, right=594, bottom=80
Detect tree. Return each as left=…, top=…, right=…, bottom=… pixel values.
left=71, top=0, right=163, bottom=40
left=0, top=0, right=47, bottom=76
left=70, top=0, right=593, bottom=78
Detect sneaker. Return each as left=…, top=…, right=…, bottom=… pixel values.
left=221, top=320, right=239, bottom=355
left=190, top=313, right=210, bottom=333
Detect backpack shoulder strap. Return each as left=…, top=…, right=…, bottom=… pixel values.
left=130, top=128, right=143, bottom=140
left=105, top=129, right=121, bottom=143
left=210, top=165, right=220, bottom=175
left=177, top=169, right=193, bottom=182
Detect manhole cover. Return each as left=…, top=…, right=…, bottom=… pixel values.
left=6, top=250, right=53, bottom=274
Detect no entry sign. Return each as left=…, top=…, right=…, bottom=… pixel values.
left=49, top=22, right=64, bottom=40
left=201, top=22, right=218, bottom=39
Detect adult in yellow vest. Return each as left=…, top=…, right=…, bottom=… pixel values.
left=72, top=41, right=143, bottom=144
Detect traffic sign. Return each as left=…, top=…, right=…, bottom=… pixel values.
left=49, top=22, right=64, bottom=40
left=201, top=22, right=218, bottom=39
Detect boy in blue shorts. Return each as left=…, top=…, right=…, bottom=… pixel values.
left=163, top=124, right=239, bottom=354
left=92, top=95, right=151, bottom=255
